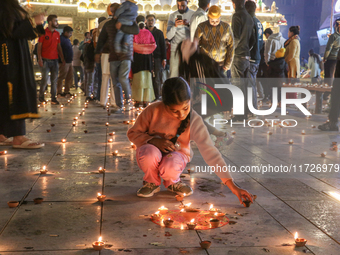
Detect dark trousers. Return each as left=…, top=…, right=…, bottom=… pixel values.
left=231, top=57, right=250, bottom=119
left=95, top=62, right=102, bottom=101
left=324, top=60, right=337, bottom=100
left=0, top=77, right=25, bottom=137
left=248, top=63, right=259, bottom=109
left=152, top=58, right=163, bottom=99
left=329, top=60, right=340, bottom=123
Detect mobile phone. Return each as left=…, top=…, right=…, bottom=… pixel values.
left=177, top=15, right=183, bottom=21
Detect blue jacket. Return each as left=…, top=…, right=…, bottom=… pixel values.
left=60, top=34, right=73, bottom=63
left=250, top=15, right=263, bottom=64
left=115, top=1, right=138, bottom=24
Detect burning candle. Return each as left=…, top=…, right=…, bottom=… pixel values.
left=98, top=167, right=105, bottom=174
left=92, top=236, right=105, bottom=251
left=97, top=193, right=106, bottom=202
left=158, top=206, right=168, bottom=215
left=67, top=100, right=70, bottom=103
left=105, top=122, right=109, bottom=126
left=294, top=232, right=307, bottom=247
left=37, top=104, right=40, bottom=108
left=321, top=152, right=327, bottom=157
left=112, top=150, right=118, bottom=156
left=0, top=150, right=7, bottom=156
left=311, top=125, right=316, bottom=128
left=109, top=132, right=115, bottom=136
left=60, top=104, right=64, bottom=108
left=40, top=165, right=48, bottom=174
left=163, top=218, right=174, bottom=228
left=151, top=211, right=161, bottom=220
left=74, top=117, right=78, bottom=121
left=301, top=130, right=306, bottom=135
left=82, top=108, right=85, bottom=112
left=131, top=142, right=136, bottom=149
left=231, top=130, right=236, bottom=135
left=209, top=204, right=220, bottom=215
left=78, top=112, right=82, bottom=116
left=72, top=122, right=76, bottom=126
left=187, top=219, right=197, bottom=230
left=288, top=139, right=294, bottom=145
left=108, top=139, right=113, bottom=143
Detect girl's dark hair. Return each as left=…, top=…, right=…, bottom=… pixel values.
left=162, top=77, right=191, bottom=144
left=308, top=49, right=322, bottom=66
left=289, top=26, right=300, bottom=35
left=136, top=15, right=145, bottom=29
left=0, top=0, right=28, bottom=38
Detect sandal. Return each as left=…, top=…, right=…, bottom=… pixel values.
left=0, top=138, right=13, bottom=146
left=13, top=140, right=45, bottom=149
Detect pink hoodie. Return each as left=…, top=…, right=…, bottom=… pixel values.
left=127, top=102, right=232, bottom=180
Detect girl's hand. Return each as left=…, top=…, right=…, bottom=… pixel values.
left=223, top=178, right=254, bottom=205
left=148, top=138, right=176, bottom=153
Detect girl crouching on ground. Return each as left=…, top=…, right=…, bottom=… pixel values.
left=127, top=77, right=253, bottom=204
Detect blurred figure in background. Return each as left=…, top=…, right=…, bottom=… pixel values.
left=72, top=39, right=84, bottom=90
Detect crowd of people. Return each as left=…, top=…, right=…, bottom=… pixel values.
left=1, top=0, right=340, bottom=200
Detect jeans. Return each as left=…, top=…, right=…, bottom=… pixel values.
left=231, top=57, right=250, bottom=119
left=100, top=53, right=116, bottom=106
left=248, top=63, right=259, bottom=109
left=152, top=58, right=163, bottom=99
left=110, top=60, right=131, bottom=108
left=73, top=66, right=84, bottom=89
left=329, top=60, right=340, bottom=123
left=85, top=69, right=96, bottom=98
left=95, top=62, right=102, bottom=100
left=170, top=51, right=179, bottom=78
left=115, top=30, right=130, bottom=54
left=39, top=59, right=59, bottom=100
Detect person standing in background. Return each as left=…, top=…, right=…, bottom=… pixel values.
left=307, top=49, right=322, bottom=84
left=230, top=0, right=255, bottom=121
left=245, top=0, right=263, bottom=110
left=0, top=0, right=45, bottom=149
left=72, top=39, right=84, bottom=90
left=57, top=26, right=73, bottom=97
left=97, top=4, right=119, bottom=107
left=166, top=0, right=194, bottom=77
left=38, top=14, right=65, bottom=105
left=146, top=14, right=166, bottom=100
left=189, top=0, right=210, bottom=42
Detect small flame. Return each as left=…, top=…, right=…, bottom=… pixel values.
left=155, top=211, right=160, bottom=214
left=98, top=236, right=102, bottom=242
left=97, top=193, right=101, bottom=197
left=168, top=218, right=171, bottom=221
left=180, top=209, right=184, bottom=212
left=294, top=232, right=298, bottom=239
left=215, top=212, right=218, bottom=216
left=180, top=224, right=184, bottom=230
left=4, top=151, right=7, bottom=154
left=43, top=166, right=46, bottom=170
left=183, top=193, right=186, bottom=197
left=209, top=204, right=213, bottom=210
left=114, top=150, right=118, bottom=153
left=131, top=142, right=134, bottom=145
left=159, top=206, right=165, bottom=210
left=99, top=167, right=102, bottom=170
left=190, top=219, right=195, bottom=223
left=185, top=203, right=192, bottom=207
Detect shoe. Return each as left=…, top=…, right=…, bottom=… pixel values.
left=111, top=107, right=123, bottom=113
left=39, top=98, right=46, bottom=103
left=167, top=181, right=193, bottom=196
left=0, top=137, right=13, bottom=146
left=51, top=99, right=59, bottom=105
left=57, top=93, right=65, bottom=98
left=137, top=182, right=160, bottom=197
left=318, top=122, right=339, bottom=131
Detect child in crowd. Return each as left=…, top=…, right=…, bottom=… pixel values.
left=127, top=77, right=253, bottom=205
left=114, top=0, right=138, bottom=53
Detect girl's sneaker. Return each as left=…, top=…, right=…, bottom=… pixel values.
left=137, top=182, right=160, bottom=197
left=167, top=181, right=193, bottom=196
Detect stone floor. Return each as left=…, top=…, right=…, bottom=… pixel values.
left=0, top=89, right=339, bottom=255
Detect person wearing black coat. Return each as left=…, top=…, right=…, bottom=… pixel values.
left=0, top=0, right=45, bottom=149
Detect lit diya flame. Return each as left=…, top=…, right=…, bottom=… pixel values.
left=215, top=212, right=218, bottom=216
left=0, top=150, right=8, bottom=155
left=209, top=204, right=213, bottom=210
left=180, top=209, right=185, bottom=213
left=155, top=211, right=160, bottom=215
left=321, top=152, right=327, bottom=157
left=98, top=236, right=102, bottom=242
left=190, top=219, right=195, bottom=224
left=294, top=232, right=298, bottom=240
left=180, top=224, right=184, bottom=230
left=60, top=104, right=64, bottom=108
left=61, top=139, right=66, bottom=143
left=301, top=130, right=306, bottom=135
left=185, top=203, right=192, bottom=207
left=106, top=122, right=109, bottom=126
left=289, top=139, right=294, bottom=144
left=159, top=206, right=166, bottom=210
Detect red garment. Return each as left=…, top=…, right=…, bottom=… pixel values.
left=38, top=28, right=60, bottom=60
left=133, top=29, right=156, bottom=55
